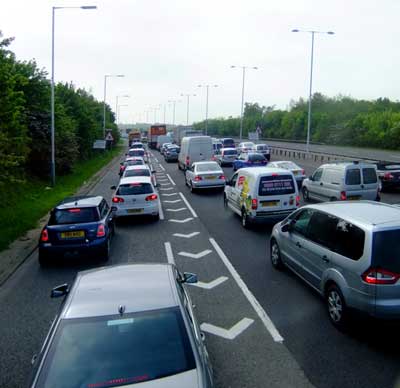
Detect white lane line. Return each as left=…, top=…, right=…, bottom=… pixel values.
left=164, top=242, right=174, bottom=264
left=162, top=193, right=179, bottom=197
left=160, top=187, right=174, bottom=191
left=158, top=197, right=164, bottom=220
left=191, top=276, right=228, bottom=289
left=200, top=318, right=254, bottom=340
left=159, top=164, right=166, bottom=171
left=166, top=173, right=176, bottom=186
left=173, top=232, right=200, bottom=238
left=163, top=199, right=182, bottom=204
left=179, top=192, right=198, bottom=218
left=159, top=182, right=172, bottom=186
left=158, top=178, right=169, bottom=182
left=209, top=238, right=284, bottom=343
left=169, top=218, right=194, bottom=223
left=178, top=249, right=212, bottom=259
left=166, top=208, right=187, bottom=212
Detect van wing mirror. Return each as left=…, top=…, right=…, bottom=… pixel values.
left=51, top=283, right=69, bottom=298
left=110, top=185, right=116, bottom=190
left=309, top=175, right=314, bottom=181
left=179, top=272, right=198, bottom=284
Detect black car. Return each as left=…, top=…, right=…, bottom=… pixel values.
left=38, top=196, right=115, bottom=266
left=376, top=162, right=400, bottom=191
left=164, top=145, right=180, bottom=162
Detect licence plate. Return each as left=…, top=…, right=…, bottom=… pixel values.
left=207, top=176, right=217, bottom=180
left=60, top=231, right=85, bottom=239
left=347, top=196, right=361, bottom=200
left=262, top=201, right=279, bottom=207
left=128, top=208, right=144, bottom=214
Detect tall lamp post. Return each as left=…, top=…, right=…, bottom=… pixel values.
left=117, top=104, right=128, bottom=124
left=103, top=74, right=124, bottom=137
left=230, top=65, right=258, bottom=141
left=115, top=95, right=130, bottom=124
left=292, top=28, right=335, bottom=152
left=197, top=84, right=218, bottom=135
left=153, top=105, right=161, bottom=123
left=168, top=100, right=181, bottom=126
left=180, top=94, right=196, bottom=125
left=51, top=5, right=97, bottom=186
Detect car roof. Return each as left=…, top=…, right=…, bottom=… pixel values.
left=56, top=195, right=103, bottom=209
left=273, top=160, right=299, bottom=166
left=238, top=166, right=291, bottom=177
left=221, top=147, right=236, bottom=151
left=126, top=156, right=144, bottom=161
left=319, top=161, right=376, bottom=169
left=193, top=161, right=220, bottom=166
left=125, top=165, right=150, bottom=171
left=119, top=176, right=152, bottom=185
left=63, top=264, right=179, bottom=319
left=307, top=201, right=400, bottom=227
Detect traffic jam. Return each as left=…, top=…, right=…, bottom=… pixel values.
left=29, top=124, right=400, bottom=388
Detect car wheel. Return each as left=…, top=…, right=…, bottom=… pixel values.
left=241, top=209, right=250, bottom=229
left=270, top=239, right=284, bottom=270
left=223, top=194, right=228, bottom=207
left=190, top=181, right=196, bottom=193
left=100, top=238, right=110, bottom=262
left=178, top=163, right=182, bottom=170
left=233, top=165, right=237, bottom=172
left=152, top=213, right=160, bottom=221
left=38, top=250, right=50, bottom=267
left=302, top=186, right=310, bottom=202
left=326, top=284, right=348, bottom=329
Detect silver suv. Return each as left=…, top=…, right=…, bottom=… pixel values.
left=270, top=201, right=400, bottom=328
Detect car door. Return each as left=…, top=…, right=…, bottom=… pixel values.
left=186, top=165, right=195, bottom=185
left=227, top=173, right=241, bottom=211
left=100, top=200, right=114, bottom=236
left=307, top=168, right=323, bottom=200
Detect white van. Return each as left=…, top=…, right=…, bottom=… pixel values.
left=178, top=136, right=213, bottom=171
left=224, top=167, right=300, bottom=228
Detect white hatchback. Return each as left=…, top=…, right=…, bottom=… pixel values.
left=111, top=176, right=159, bottom=220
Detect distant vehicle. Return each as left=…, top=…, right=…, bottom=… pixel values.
left=122, top=165, right=156, bottom=186
left=128, top=129, right=142, bottom=147
left=119, top=157, right=145, bottom=176
left=141, top=135, right=148, bottom=143
left=38, top=196, right=115, bottom=266
left=127, top=148, right=145, bottom=159
left=160, top=142, right=173, bottom=155
left=111, top=176, right=160, bottom=220
left=156, top=135, right=172, bottom=151
left=164, top=145, right=180, bottom=162
left=185, top=161, right=225, bottom=192
left=148, top=124, right=167, bottom=149
left=267, top=161, right=306, bottom=187
left=224, top=167, right=299, bottom=228
left=173, top=125, right=203, bottom=145
left=271, top=201, right=400, bottom=328
left=237, top=142, right=256, bottom=153
left=29, top=264, right=214, bottom=388
left=233, top=152, right=268, bottom=171
left=252, top=144, right=271, bottom=161
left=302, top=161, right=380, bottom=202
left=212, top=139, right=223, bottom=155
left=130, top=141, right=144, bottom=149
left=178, top=136, right=214, bottom=171
left=220, top=138, right=236, bottom=149
left=216, top=147, right=239, bottom=166
left=376, top=161, right=400, bottom=191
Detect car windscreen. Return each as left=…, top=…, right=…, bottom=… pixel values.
left=126, top=160, right=144, bottom=166
left=167, top=147, right=180, bottom=153
left=372, top=230, right=400, bottom=273
left=277, top=162, right=298, bottom=170
left=128, top=150, right=145, bottom=157
left=362, top=168, right=378, bottom=184
left=124, top=169, right=151, bottom=178
left=36, top=308, right=196, bottom=388
left=222, top=139, right=235, bottom=147
left=223, top=149, right=237, bottom=155
left=196, top=163, right=220, bottom=172
left=131, top=144, right=143, bottom=149
left=249, top=154, right=266, bottom=162
left=258, top=174, right=295, bottom=196
left=117, top=183, right=153, bottom=195
left=243, top=143, right=254, bottom=147
left=49, top=207, right=99, bottom=225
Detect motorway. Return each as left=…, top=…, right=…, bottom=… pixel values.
left=1, top=147, right=400, bottom=388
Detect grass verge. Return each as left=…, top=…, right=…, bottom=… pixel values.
left=0, top=145, right=122, bottom=251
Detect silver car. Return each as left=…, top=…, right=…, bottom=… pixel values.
left=216, top=147, right=237, bottom=166
left=29, top=264, right=214, bottom=388
left=271, top=201, right=400, bottom=328
left=185, top=161, right=225, bottom=192
left=268, top=161, right=306, bottom=187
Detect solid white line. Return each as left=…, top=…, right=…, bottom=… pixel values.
left=179, top=192, right=198, bottom=218
left=158, top=197, right=164, bottom=220
left=164, top=242, right=175, bottom=264
left=166, top=173, right=176, bottom=186
left=165, top=208, right=186, bottom=212
left=159, top=164, right=166, bottom=171
left=209, top=238, right=284, bottom=343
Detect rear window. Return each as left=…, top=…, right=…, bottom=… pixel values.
left=124, top=169, right=151, bottom=178
left=372, top=230, right=400, bottom=272
left=128, top=150, right=145, bottom=157
left=222, top=139, right=235, bottom=147
left=249, top=154, right=266, bottom=162
left=362, top=168, right=377, bottom=184
left=126, top=160, right=144, bottom=166
left=258, top=174, right=296, bottom=196
left=50, top=207, right=99, bottom=225
left=117, top=183, right=153, bottom=195
left=256, top=145, right=268, bottom=150
left=345, top=169, right=361, bottom=185
left=196, top=163, right=220, bottom=172
left=223, top=149, right=237, bottom=156
left=277, top=162, right=297, bottom=170
left=36, top=308, right=196, bottom=388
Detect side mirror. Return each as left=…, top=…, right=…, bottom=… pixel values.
left=181, top=272, right=198, bottom=284
left=309, top=175, right=314, bottom=181
left=152, top=170, right=156, bottom=174
left=281, top=220, right=295, bottom=233
left=51, top=283, right=69, bottom=298
left=110, top=185, right=116, bottom=190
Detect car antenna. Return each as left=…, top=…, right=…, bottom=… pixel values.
left=118, top=305, right=126, bottom=316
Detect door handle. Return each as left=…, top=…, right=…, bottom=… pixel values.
left=295, top=242, right=302, bottom=248
left=320, top=182, right=323, bottom=186
left=322, top=255, right=330, bottom=263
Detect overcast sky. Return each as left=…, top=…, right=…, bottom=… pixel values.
left=1, top=0, right=400, bottom=125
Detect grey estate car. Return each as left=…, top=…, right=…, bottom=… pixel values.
left=270, top=201, right=400, bottom=328
left=29, top=264, right=214, bottom=388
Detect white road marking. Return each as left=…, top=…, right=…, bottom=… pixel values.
left=179, top=192, right=198, bottom=218
left=209, top=238, right=284, bottom=343
left=173, top=232, right=200, bottom=238
left=159, top=182, right=171, bottom=186
left=164, top=242, right=175, bottom=264
left=166, top=173, right=176, bottom=186
left=178, top=249, right=212, bottom=259
left=157, top=178, right=169, bottom=182
left=160, top=187, right=174, bottom=191
left=163, top=199, right=182, bottom=204
left=158, top=197, right=164, bottom=220
left=169, top=218, right=194, bottom=223
left=166, top=208, right=187, bottom=212
left=191, top=276, right=228, bottom=289
left=162, top=193, right=179, bottom=196
left=200, top=318, right=254, bottom=340
left=159, top=164, right=166, bottom=171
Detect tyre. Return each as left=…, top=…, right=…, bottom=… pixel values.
left=152, top=213, right=160, bottom=221
left=178, top=163, right=182, bottom=170
left=241, top=209, right=250, bottom=229
left=326, top=284, right=348, bottom=329
left=270, top=239, right=284, bottom=270
left=223, top=194, right=228, bottom=207
left=38, top=250, right=51, bottom=267
left=190, top=181, right=196, bottom=193
left=302, top=186, right=310, bottom=202
left=100, top=238, right=110, bottom=262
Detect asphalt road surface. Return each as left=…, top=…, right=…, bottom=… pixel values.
left=1, top=148, right=400, bottom=388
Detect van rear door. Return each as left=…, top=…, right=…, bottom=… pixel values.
left=344, top=168, right=364, bottom=200
left=361, top=167, right=379, bottom=200
left=189, top=139, right=213, bottom=163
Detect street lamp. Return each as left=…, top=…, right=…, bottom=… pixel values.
left=231, top=65, right=258, bottom=141
left=117, top=104, right=128, bottom=124
left=197, top=84, right=218, bottom=135
left=168, top=100, right=181, bottom=126
left=51, top=5, right=97, bottom=186
left=115, top=95, right=130, bottom=124
left=153, top=105, right=161, bottom=123
left=103, top=74, right=124, bottom=137
left=180, top=94, right=196, bottom=125
left=292, top=28, right=335, bottom=152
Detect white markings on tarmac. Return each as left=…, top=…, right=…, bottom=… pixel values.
left=173, top=232, right=200, bottom=238
left=178, top=249, right=212, bottom=259
left=159, top=164, right=166, bottom=171
left=201, top=318, right=254, bottom=340
left=164, top=242, right=175, bottom=264
left=209, top=238, right=284, bottom=343
left=179, top=192, right=198, bottom=218
left=165, top=208, right=186, bottom=212
left=160, top=187, right=174, bottom=191
left=191, top=276, right=228, bottom=290
left=168, top=218, right=194, bottom=223
left=162, top=193, right=179, bottom=197
left=166, top=173, right=176, bottom=186
left=163, top=199, right=182, bottom=204
left=157, top=197, right=164, bottom=220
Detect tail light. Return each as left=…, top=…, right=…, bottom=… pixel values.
left=186, top=156, right=190, bottom=166
left=112, top=197, right=124, bottom=203
left=194, top=176, right=202, bottom=181
left=145, top=194, right=158, bottom=201
left=211, top=155, right=216, bottom=161
left=40, top=228, right=49, bottom=242
left=296, top=195, right=300, bottom=206
left=384, top=172, right=394, bottom=180
left=340, top=191, right=347, bottom=200
left=96, top=224, right=106, bottom=238
left=301, top=169, right=305, bottom=175
left=219, top=175, right=225, bottom=180
left=251, top=198, right=258, bottom=210
left=362, top=268, right=400, bottom=285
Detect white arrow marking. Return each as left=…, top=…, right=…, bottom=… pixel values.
left=160, top=187, right=174, bottom=191
left=159, top=164, right=166, bottom=171
left=163, top=199, right=182, bottom=204
left=190, top=276, right=228, bottom=289
left=169, top=218, right=194, bottom=223
left=200, top=318, right=254, bottom=340
left=166, top=208, right=187, bottom=212
left=162, top=193, right=179, bottom=197
left=178, top=249, right=212, bottom=259
left=173, top=232, right=200, bottom=238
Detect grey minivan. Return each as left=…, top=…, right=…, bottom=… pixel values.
left=270, top=201, right=400, bottom=328
left=302, top=161, right=380, bottom=202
